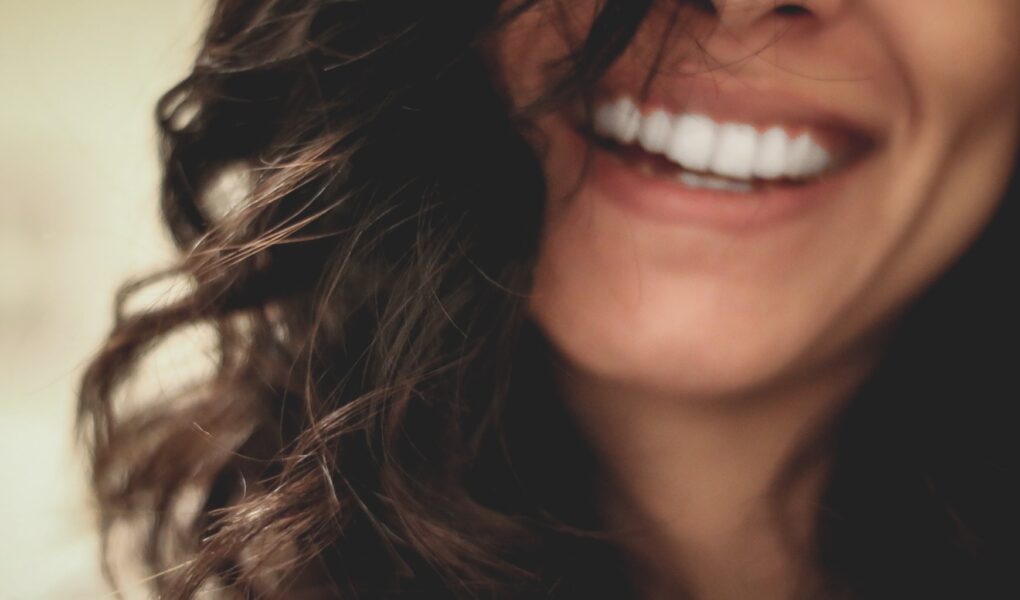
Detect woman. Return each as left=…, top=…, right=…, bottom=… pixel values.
left=79, top=0, right=1020, bottom=598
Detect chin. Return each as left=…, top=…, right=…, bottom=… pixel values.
left=526, top=292, right=815, bottom=400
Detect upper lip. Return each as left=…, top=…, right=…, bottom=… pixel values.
left=582, top=75, right=885, bottom=154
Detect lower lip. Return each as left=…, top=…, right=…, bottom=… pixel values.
left=559, top=118, right=863, bottom=233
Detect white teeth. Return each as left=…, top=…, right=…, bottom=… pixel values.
left=804, top=137, right=832, bottom=175
left=637, top=109, right=673, bottom=154
left=783, top=133, right=832, bottom=179
left=592, top=96, right=837, bottom=182
left=785, top=133, right=813, bottom=179
left=680, top=171, right=754, bottom=193
left=593, top=97, right=641, bottom=144
left=614, top=97, right=641, bottom=144
left=711, top=124, right=758, bottom=180
left=667, top=114, right=717, bottom=172
left=754, top=127, right=789, bottom=179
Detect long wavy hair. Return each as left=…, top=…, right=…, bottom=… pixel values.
left=78, top=0, right=1019, bottom=598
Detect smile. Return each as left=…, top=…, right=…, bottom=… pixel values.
left=558, top=88, right=883, bottom=231
left=589, top=94, right=876, bottom=192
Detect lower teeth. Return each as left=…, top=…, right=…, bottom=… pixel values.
left=634, top=158, right=755, bottom=193
left=631, top=155, right=758, bottom=193
left=678, top=171, right=754, bottom=193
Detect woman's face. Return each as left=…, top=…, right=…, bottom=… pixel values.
left=494, top=0, right=1020, bottom=397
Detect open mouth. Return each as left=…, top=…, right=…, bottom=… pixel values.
left=580, top=96, right=874, bottom=196
left=556, top=92, right=883, bottom=230
left=588, top=134, right=816, bottom=194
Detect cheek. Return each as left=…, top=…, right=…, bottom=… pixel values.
left=863, top=0, right=1020, bottom=306
left=877, top=1, right=1020, bottom=124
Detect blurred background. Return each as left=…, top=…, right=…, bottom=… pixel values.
left=1, top=2, right=205, bottom=597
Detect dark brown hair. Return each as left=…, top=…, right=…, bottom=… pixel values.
left=78, top=1, right=1019, bottom=598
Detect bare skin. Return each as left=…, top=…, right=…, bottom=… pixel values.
left=493, top=0, right=1020, bottom=598
left=554, top=343, right=877, bottom=599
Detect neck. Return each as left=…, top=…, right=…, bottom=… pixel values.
left=554, top=351, right=879, bottom=600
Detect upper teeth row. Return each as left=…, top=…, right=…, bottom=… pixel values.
left=592, top=97, right=834, bottom=181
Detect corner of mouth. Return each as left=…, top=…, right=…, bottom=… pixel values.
left=563, top=92, right=880, bottom=189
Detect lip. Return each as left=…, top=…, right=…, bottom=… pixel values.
left=550, top=109, right=874, bottom=233
left=544, top=74, right=888, bottom=233
left=587, top=77, right=886, bottom=149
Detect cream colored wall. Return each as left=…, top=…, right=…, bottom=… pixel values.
left=1, top=2, right=205, bottom=597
